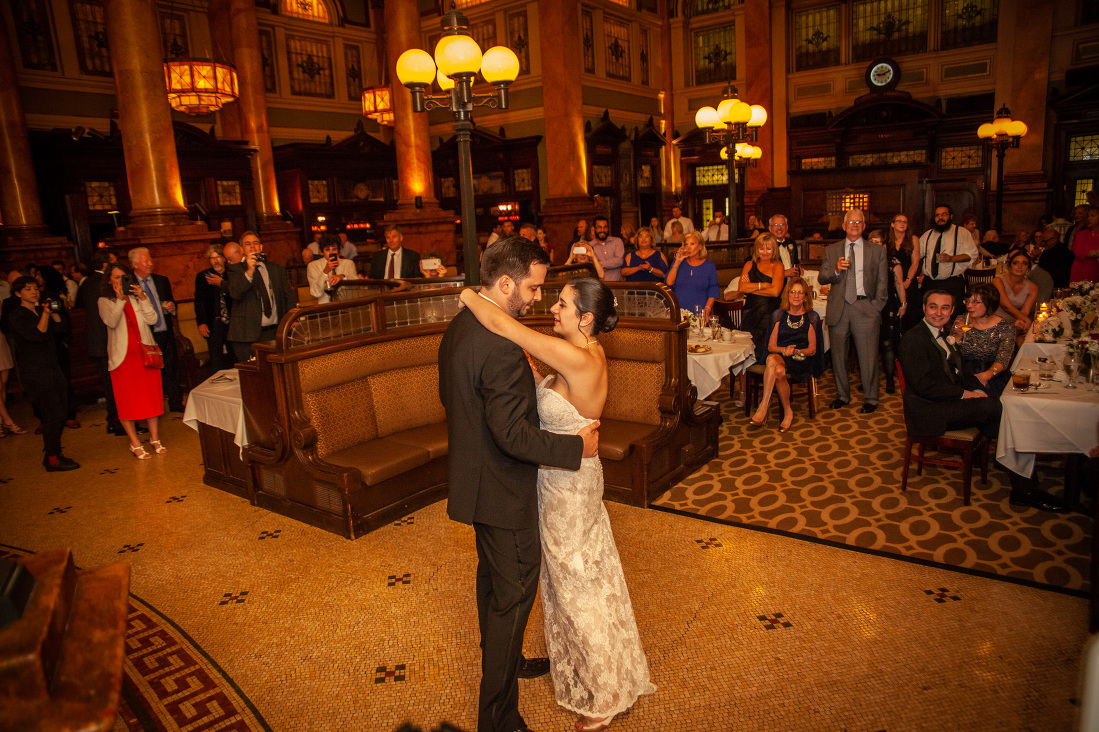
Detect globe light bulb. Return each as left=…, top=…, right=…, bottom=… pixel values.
left=695, top=106, right=720, bottom=129
left=435, top=34, right=482, bottom=77
left=480, top=46, right=519, bottom=83
left=395, top=49, right=436, bottom=86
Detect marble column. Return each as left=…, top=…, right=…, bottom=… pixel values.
left=742, top=0, right=774, bottom=213
left=209, top=0, right=243, bottom=141
left=538, top=0, right=593, bottom=263
left=380, top=0, right=457, bottom=265
left=658, top=0, right=679, bottom=215
left=104, top=0, right=191, bottom=230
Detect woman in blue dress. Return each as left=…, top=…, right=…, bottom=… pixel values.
left=666, top=231, right=720, bottom=321
left=622, top=228, right=669, bottom=283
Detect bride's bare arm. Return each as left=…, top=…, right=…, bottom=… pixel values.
left=459, top=288, right=594, bottom=377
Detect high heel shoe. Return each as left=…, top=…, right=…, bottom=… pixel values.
left=2, top=421, right=26, bottom=435
left=150, top=440, right=167, bottom=454
left=129, top=444, right=151, bottom=460
left=779, top=411, right=794, bottom=432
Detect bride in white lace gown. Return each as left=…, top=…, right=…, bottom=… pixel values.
left=460, top=278, right=655, bottom=732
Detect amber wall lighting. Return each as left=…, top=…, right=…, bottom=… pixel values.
left=977, top=104, right=1027, bottom=233
left=164, top=59, right=239, bottom=115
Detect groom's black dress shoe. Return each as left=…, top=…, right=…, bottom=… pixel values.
left=517, top=656, right=550, bottom=679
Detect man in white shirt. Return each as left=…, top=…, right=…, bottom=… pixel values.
left=485, top=220, right=515, bottom=249
left=336, top=232, right=358, bottom=260
left=702, top=211, right=729, bottom=242
left=767, top=215, right=802, bottom=280
left=663, top=205, right=694, bottom=241
left=308, top=234, right=360, bottom=304
left=917, top=204, right=977, bottom=311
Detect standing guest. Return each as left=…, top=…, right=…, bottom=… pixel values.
left=960, top=213, right=981, bottom=249
left=726, top=233, right=785, bottom=407
left=52, top=260, right=78, bottom=304
left=129, top=247, right=184, bottom=413
left=702, top=211, right=729, bottom=242
left=518, top=222, right=538, bottom=242
left=5, top=276, right=78, bottom=471
left=569, top=219, right=591, bottom=246
left=667, top=231, right=719, bottom=322
left=869, top=229, right=907, bottom=394
left=621, top=228, right=668, bottom=283
left=37, top=265, right=79, bottom=428
left=648, top=217, right=663, bottom=245
left=950, top=284, right=1014, bottom=398
left=0, top=270, right=8, bottom=302
left=0, top=291, right=19, bottom=437
left=590, top=215, right=625, bottom=281
left=306, top=231, right=324, bottom=257
left=336, top=232, right=358, bottom=260
left=98, top=263, right=166, bottom=459
left=486, top=220, right=515, bottom=249
left=768, top=215, right=801, bottom=281
left=227, top=231, right=295, bottom=363
left=825, top=214, right=845, bottom=239
left=535, top=227, right=553, bottom=259
left=663, top=204, right=694, bottom=240
left=916, top=204, right=977, bottom=310
left=620, top=221, right=638, bottom=249
left=1071, top=205, right=1099, bottom=283
left=886, top=214, right=921, bottom=331
left=1064, top=204, right=1089, bottom=250
left=194, top=245, right=233, bottom=371
left=301, top=248, right=314, bottom=264
left=1032, top=227, right=1073, bottom=287
left=223, top=240, right=243, bottom=265
left=370, top=224, right=421, bottom=279
left=418, top=252, right=450, bottom=278
left=564, top=238, right=605, bottom=278
left=70, top=264, right=88, bottom=295
left=745, top=214, right=764, bottom=240
left=748, top=278, right=822, bottom=431
left=992, top=249, right=1038, bottom=336
left=75, top=252, right=122, bottom=434
left=666, top=220, right=685, bottom=248
left=818, top=209, right=888, bottom=413
left=307, top=234, right=360, bottom=304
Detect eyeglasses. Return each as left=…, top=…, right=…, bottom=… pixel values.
left=893, top=219, right=908, bottom=224
left=845, top=220, right=864, bottom=225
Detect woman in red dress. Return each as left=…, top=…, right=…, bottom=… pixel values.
left=97, top=263, right=165, bottom=459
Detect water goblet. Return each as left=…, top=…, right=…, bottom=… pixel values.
left=1063, top=352, right=1079, bottom=389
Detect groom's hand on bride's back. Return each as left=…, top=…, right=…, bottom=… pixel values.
left=579, top=421, right=600, bottom=458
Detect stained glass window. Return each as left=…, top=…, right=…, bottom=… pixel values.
left=454, top=0, right=491, bottom=7
left=604, top=16, right=631, bottom=81
left=848, top=149, right=927, bottom=166
left=470, top=19, right=496, bottom=50
left=693, top=25, right=735, bottom=86
left=692, top=0, right=737, bottom=14
left=280, top=0, right=329, bottom=23
left=939, top=145, right=983, bottom=170
left=826, top=191, right=870, bottom=216
left=800, top=156, right=837, bottom=170
left=11, top=0, right=57, bottom=71
left=582, top=10, right=596, bottom=74
left=514, top=169, right=532, bottom=192
left=70, top=0, right=111, bottom=76
left=1075, top=179, right=1096, bottom=206
left=287, top=35, right=334, bottom=98
left=308, top=180, right=330, bottom=204
left=85, top=181, right=117, bottom=211
left=941, top=0, right=999, bottom=50
left=344, top=43, right=362, bottom=101
left=695, top=165, right=729, bottom=186
left=793, top=5, right=841, bottom=71
left=1068, top=134, right=1099, bottom=161
left=852, top=0, right=928, bottom=62
left=639, top=27, right=650, bottom=86
left=507, top=11, right=530, bottom=75
left=217, top=181, right=243, bottom=207
left=160, top=12, right=189, bottom=61
left=258, top=28, right=278, bottom=93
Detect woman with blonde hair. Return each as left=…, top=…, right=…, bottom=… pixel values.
left=621, top=228, right=668, bottom=282
left=726, top=233, right=785, bottom=407
left=667, top=231, right=719, bottom=322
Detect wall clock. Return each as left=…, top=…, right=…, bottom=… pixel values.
left=865, top=57, right=900, bottom=92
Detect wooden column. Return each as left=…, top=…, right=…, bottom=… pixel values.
left=537, top=0, right=593, bottom=263
left=104, top=0, right=191, bottom=230
left=380, top=0, right=458, bottom=266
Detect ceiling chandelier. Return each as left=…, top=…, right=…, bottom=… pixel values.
left=362, top=85, right=394, bottom=126
left=164, top=59, right=239, bottom=116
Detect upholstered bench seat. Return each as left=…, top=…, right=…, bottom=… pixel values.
left=597, top=419, right=660, bottom=461
left=325, top=439, right=431, bottom=485
left=387, top=423, right=450, bottom=460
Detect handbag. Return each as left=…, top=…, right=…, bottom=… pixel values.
left=141, top=342, right=164, bottom=369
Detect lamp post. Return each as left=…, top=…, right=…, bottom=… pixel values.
left=395, top=3, right=519, bottom=286
left=693, top=83, right=767, bottom=242
left=977, top=104, right=1027, bottom=233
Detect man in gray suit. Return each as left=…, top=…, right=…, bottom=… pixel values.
left=818, top=209, right=888, bottom=413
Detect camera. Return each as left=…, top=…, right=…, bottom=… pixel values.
left=253, top=252, right=267, bottom=263
left=119, top=273, right=135, bottom=295
left=47, top=300, right=62, bottom=313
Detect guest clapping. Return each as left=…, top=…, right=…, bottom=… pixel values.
left=621, top=228, right=668, bottom=282
left=950, top=284, right=1014, bottom=397
left=667, top=231, right=719, bottom=322
left=98, top=263, right=166, bottom=459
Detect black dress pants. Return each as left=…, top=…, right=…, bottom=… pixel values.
left=152, top=329, right=183, bottom=409
left=473, top=522, right=541, bottom=732
left=91, top=355, right=120, bottom=425
left=206, top=321, right=232, bottom=372
left=23, top=370, right=66, bottom=456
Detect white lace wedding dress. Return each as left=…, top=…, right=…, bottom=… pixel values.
left=536, top=376, right=656, bottom=718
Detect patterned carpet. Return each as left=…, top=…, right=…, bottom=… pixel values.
left=0, top=546, right=270, bottom=732
left=652, top=372, right=1093, bottom=594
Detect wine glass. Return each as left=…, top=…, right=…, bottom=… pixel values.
left=708, top=314, right=720, bottom=340
left=693, top=305, right=703, bottom=336
left=1063, top=352, right=1079, bottom=389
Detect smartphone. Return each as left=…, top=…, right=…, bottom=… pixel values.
left=421, top=257, right=442, bottom=271
left=573, top=246, right=587, bottom=255
left=327, top=252, right=338, bottom=263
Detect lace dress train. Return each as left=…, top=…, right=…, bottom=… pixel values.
left=536, top=376, right=656, bottom=718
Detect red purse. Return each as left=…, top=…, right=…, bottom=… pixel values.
left=141, top=343, right=164, bottom=369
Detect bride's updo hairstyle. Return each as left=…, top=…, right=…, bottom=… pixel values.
left=568, top=277, right=618, bottom=334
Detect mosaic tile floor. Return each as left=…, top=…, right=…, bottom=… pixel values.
left=0, top=399, right=1090, bottom=731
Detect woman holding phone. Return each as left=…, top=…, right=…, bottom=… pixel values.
left=565, top=240, right=605, bottom=278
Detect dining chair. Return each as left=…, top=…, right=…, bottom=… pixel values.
left=964, top=268, right=996, bottom=292
left=895, top=360, right=989, bottom=506
left=742, top=365, right=817, bottom=419
left=712, top=299, right=743, bottom=331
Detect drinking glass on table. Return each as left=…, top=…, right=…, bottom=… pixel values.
left=1011, top=370, right=1031, bottom=392
left=1063, top=352, right=1079, bottom=389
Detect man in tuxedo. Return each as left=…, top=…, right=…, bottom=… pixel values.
left=439, top=236, right=599, bottom=732
left=370, top=225, right=420, bottom=279
left=129, top=247, right=185, bottom=413
left=75, top=252, right=125, bottom=434
left=194, top=245, right=233, bottom=372
left=768, top=214, right=802, bottom=281
left=226, top=231, right=294, bottom=364
left=818, top=209, right=888, bottom=413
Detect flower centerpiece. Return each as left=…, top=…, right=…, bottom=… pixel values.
left=1054, top=294, right=1094, bottom=336
left=680, top=308, right=700, bottom=332
left=1036, top=315, right=1065, bottom=342
left=1071, top=337, right=1099, bottom=374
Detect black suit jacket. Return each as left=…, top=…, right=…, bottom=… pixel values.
left=76, top=269, right=108, bottom=357
left=1039, top=241, right=1074, bottom=288
left=370, top=247, right=420, bottom=279
left=898, top=320, right=982, bottom=437
left=225, top=260, right=294, bottom=343
left=193, top=268, right=230, bottom=329
left=439, top=309, right=582, bottom=530
left=147, top=273, right=175, bottom=332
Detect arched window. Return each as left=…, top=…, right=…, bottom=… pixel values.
left=281, top=0, right=330, bottom=24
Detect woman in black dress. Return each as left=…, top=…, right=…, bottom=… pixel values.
left=749, top=277, right=822, bottom=432
left=725, top=233, right=785, bottom=406
left=870, top=228, right=908, bottom=393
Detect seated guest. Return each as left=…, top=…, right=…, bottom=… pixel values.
left=979, top=229, right=1008, bottom=259
left=667, top=231, right=719, bottom=322
left=370, top=224, right=420, bottom=279
left=950, top=283, right=1014, bottom=397
left=725, top=233, right=785, bottom=407
left=98, top=263, right=166, bottom=459
left=1032, top=228, right=1073, bottom=287
left=5, top=276, right=78, bottom=471
left=621, top=228, right=668, bottom=282
left=308, top=234, right=360, bottom=304
left=620, top=221, right=638, bottom=249
left=418, top=251, right=449, bottom=278
left=301, top=248, right=314, bottom=264
left=748, top=278, right=822, bottom=432
left=564, top=238, right=605, bottom=278
left=337, top=232, right=358, bottom=259
left=993, top=249, right=1038, bottom=335
left=745, top=214, right=764, bottom=240
left=194, top=245, right=233, bottom=371
left=1071, top=205, right=1099, bottom=283
left=648, top=217, right=663, bottom=245
left=535, top=227, right=553, bottom=259
left=666, top=220, right=685, bottom=247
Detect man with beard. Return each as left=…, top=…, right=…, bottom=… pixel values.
left=590, top=215, right=625, bottom=281
left=917, top=204, right=976, bottom=311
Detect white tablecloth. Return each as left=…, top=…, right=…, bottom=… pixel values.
left=997, top=356, right=1099, bottom=476
left=1010, top=314, right=1075, bottom=370
left=182, top=369, right=249, bottom=453
left=686, top=332, right=755, bottom=399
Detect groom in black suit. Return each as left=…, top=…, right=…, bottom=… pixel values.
left=439, top=237, right=599, bottom=732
